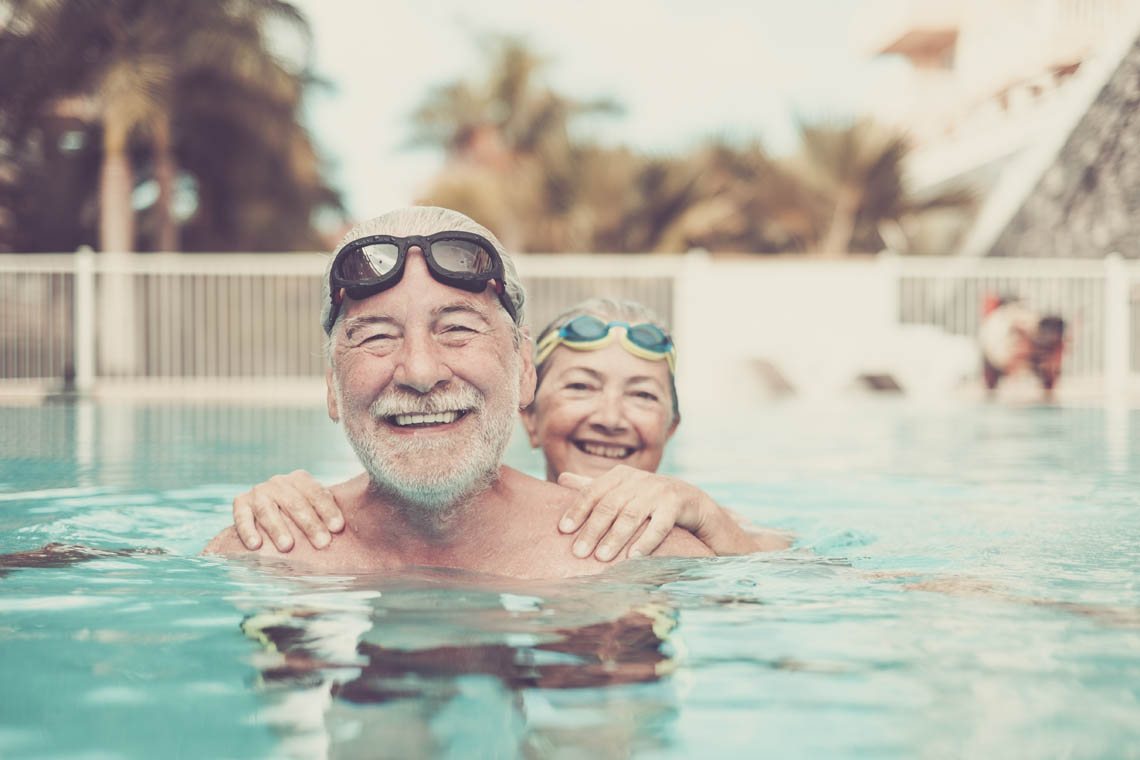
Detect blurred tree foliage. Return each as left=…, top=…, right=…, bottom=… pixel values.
left=0, top=0, right=342, bottom=253
left=414, top=34, right=973, bottom=254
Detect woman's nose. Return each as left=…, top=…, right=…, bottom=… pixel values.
left=588, top=391, right=628, bottom=434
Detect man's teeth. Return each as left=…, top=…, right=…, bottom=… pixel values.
left=580, top=442, right=633, bottom=459
left=391, top=411, right=463, bottom=427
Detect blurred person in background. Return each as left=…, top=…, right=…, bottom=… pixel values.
left=979, top=294, right=1066, bottom=401
left=231, top=298, right=790, bottom=561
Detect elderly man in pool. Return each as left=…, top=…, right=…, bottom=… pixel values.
left=226, top=299, right=788, bottom=561
left=204, top=207, right=713, bottom=576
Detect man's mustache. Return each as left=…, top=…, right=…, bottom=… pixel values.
left=369, top=385, right=484, bottom=419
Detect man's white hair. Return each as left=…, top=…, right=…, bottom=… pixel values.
left=321, top=206, right=527, bottom=341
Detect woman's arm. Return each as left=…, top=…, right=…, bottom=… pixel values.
left=556, top=465, right=790, bottom=560
left=232, top=466, right=791, bottom=558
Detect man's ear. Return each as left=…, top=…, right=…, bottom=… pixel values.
left=516, top=328, right=540, bottom=448
left=519, top=403, right=541, bottom=448
left=517, top=328, right=537, bottom=409
left=326, top=366, right=339, bottom=422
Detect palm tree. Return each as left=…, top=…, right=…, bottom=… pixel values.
left=0, top=0, right=339, bottom=376
left=792, top=117, right=973, bottom=255
left=410, top=34, right=621, bottom=251
left=0, top=0, right=335, bottom=253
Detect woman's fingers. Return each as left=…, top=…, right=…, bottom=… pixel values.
left=571, top=468, right=654, bottom=560
left=259, top=474, right=332, bottom=549
left=557, top=467, right=694, bottom=562
left=247, top=488, right=296, bottom=552
left=593, top=499, right=655, bottom=561
left=233, top=470, right=339, bottom=552
left=232, top=492, right=263, bottom=550
left=287, top=470, right=344, bottom=534
left=594, top=477, right=688, bottom=560
left=571, top=486, right=638, bottom=559
left=627, top=509, right=677, bottom=558
left=555, top=472, right=595, bottom=532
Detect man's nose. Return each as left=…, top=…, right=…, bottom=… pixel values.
left=393, top=329, right=453, bottom=394
left=588, top=391, right=628, bottom=434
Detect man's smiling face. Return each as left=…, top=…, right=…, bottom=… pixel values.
left=327, top=248, right=534, bottom=513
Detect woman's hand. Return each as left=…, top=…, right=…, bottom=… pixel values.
left=232, top=470, right=344, bottom=551
left=556, top=464, right=770, bottom=560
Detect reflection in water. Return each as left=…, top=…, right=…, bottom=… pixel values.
left=0, top=542, right=165, bottom=578
left=237, top=575, right=684, bottom=759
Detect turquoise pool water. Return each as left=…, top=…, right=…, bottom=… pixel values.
left=1, top=400, right=1138, bottom=758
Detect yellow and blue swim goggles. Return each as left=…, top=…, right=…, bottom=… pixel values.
left=534, top=314, right=676, bottom=373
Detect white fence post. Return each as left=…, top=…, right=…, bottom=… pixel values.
left=73, top=245, right=96, bottom=393
left=673, top=248, right=710, bottom=401
left=1103, top=252, right=1128, bottom=398
left=877, top=249, right=901, bottom=331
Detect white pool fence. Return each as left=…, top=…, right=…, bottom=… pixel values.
left=2, top=248, right=1139, bottom=399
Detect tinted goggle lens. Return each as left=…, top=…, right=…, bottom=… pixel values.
left=561, top=315, right=610, bottom=341
left=335, top=243, right=399, bottom=280
left=429, top=238, right=496, bottom=275
left=627, top=324, right=671, bottom=352
left=561, top=315, right=672, bottom=352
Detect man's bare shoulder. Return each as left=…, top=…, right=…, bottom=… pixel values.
left=652, top=526, right=716, bottom=558
left=202, top=526, right=243, bottom=556
left=498, top=467, right=575, bottom=515
left=201, top=523, right=331, bottom=563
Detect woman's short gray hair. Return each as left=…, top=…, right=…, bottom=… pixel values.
left=320, top=206, right=527, bottom=337
left=533, top=297, right=680, bottom=424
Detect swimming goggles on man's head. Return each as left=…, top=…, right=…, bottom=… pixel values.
left=534, top=314, right=676, bottom=372
left=325, top=231, right=517, bottom=332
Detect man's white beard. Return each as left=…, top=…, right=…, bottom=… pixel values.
left=336, top=357, right=520, bottom=527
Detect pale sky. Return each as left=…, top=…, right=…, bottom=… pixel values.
left=294, top=0, right=903, bottom=221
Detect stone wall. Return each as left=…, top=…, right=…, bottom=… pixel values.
left=989, top=34, right=1140, bottom=258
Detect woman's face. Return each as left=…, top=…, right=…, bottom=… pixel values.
left=520, top=341, right=678, bottom=481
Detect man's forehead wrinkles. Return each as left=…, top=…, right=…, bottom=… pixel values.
left=341, top=298, right=493, bottom=337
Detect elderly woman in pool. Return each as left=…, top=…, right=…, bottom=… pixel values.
left=233, top=298, right=789, bottom=559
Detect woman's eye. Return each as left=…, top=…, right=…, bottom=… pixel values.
left=565, top=382, right=593, bottom=391
left=632, top=390, right=659, bottom=401
left=361, top=333, right=393, bottom=344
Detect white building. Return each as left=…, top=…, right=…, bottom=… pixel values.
left=853, top=0, right=1140, bottom=254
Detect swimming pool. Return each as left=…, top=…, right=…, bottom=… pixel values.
left=1, top=400, right=1138, bottom=758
